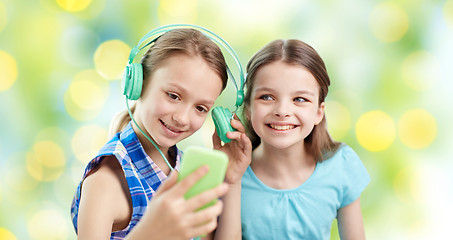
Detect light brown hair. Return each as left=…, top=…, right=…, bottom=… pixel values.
left=242, top=39, right=340, bottom=161
left=110, top=28, right=228, bottom=136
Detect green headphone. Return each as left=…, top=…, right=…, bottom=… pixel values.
left=123, top=24, right=245, bottom=170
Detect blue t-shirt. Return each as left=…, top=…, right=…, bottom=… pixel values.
left=241, top=144, right=370, bottom=240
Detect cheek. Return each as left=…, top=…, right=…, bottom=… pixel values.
left=189, top=115, right=207, bottom=131
left=250, top=111, right=264, bottom=136
left=150, top=101, right=170, bottom=117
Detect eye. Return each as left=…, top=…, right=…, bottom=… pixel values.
left=258, top=94, right=273, bottom=101
left=167, top=92, right=180, bottom=101
left=196, top=105, right=208, bottom=113
left=294, top=97, right=306, bottom=103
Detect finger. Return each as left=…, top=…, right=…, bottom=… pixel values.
left=172, top=166, right=209, bottom=197
left=212, top=130, right=222, bottom=149
left=230, top=118, right=246, bottom=133
left=226, top=131, right=243, bottom=142
left=155, top=170, right=178, bottom=195
left=186, top=183, right=228, bottom=212
left=241, top=133, right=253, bottom=155
left=187, top=216, right=219, bottom=239
left=189, top=200, right=224, bottom=227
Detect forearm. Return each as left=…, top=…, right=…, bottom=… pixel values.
left=213, top=182, right=242, bottom=240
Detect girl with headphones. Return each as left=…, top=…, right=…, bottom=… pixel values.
left=71, top=26, right=251, bottom=239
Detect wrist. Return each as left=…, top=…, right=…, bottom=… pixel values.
left=227, top=181, right=241, bottom=191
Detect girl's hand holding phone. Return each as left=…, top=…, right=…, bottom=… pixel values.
left=126, top=167, right=229, bottom=240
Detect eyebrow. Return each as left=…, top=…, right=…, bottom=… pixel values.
left=167, top=83, right=215, bottom=105
left=294, top=90, right=316, bottom=96
left=254, top=87, right=316, bottom=96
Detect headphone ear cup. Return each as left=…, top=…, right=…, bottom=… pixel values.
left=123, top=63, right=143, bottom=100
left=129, top=63, right=143, bottom=100
left=212, top=107, right=235, bottom=143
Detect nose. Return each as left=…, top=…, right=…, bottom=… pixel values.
left=274, top=101, right=290, bottom=118
left=172, top=106, right=190, bottom=126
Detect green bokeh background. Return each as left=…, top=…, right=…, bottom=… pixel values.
left=1, top=0, right=452, bottom=239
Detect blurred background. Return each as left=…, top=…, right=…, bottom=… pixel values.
left=1, top=0, right=452, bottom=239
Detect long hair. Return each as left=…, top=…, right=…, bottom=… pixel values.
left=242, top=39, right=340, bottom=161
left=109, top=28, right=228, bottom=136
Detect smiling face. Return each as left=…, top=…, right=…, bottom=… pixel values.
left=248, top=61, right=325, bottom=150
left=134, top=53, right=223, bottom=149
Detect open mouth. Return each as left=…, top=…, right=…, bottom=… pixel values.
left=160, top=120, right=183, bottom=133
left=267, top=124, right=297, bottom=131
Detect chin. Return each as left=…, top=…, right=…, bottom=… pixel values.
left=263, top=139, right=300, bottom=150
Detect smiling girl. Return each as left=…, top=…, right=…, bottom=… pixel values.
left=240, top=39, right=370, bottom=239
left=71, top=28, right=251, bottom=240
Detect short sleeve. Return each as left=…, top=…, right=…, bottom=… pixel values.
left=339, top=145, right=370, bottom=208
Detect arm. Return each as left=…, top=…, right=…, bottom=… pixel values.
left=77, top=156, right=132, bottom=239
left=212, top=117, right=252, bottom=240
left=337, top=197, right=366, bottom=240
left=126, top=166, right=229, bottom=240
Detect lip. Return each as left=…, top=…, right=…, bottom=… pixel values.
left=160, top=119, right=185, bottom=137
left=266, top=123, right=298, bottom=132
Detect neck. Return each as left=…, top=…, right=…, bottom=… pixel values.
left=252, top=141, right=315, bottom=175
left=251, top=141, right=317, bottom=189
left=131, top=122, right=173, bottom=175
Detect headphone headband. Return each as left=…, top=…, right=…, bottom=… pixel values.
left=127, top=24, right=245, bottom=107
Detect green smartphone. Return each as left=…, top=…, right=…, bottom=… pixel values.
left=178, top=146, right=228, bottom=210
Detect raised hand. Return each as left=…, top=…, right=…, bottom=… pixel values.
left=212, top=116, right=252, bottom=185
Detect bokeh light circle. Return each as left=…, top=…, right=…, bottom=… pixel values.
left=398, top=109, right=437, bottom=149
left=0, top=2, right=6, bottom=32
left=64, top=69, right=109, bottom=121
left=356, top=110, right=395, bottom=151
left=94, top=40, right=130, bottom=80
left=401, top=51, right=440, bottom=91
left=69, top=71, right=109, bottom=110
left=325, top=101, right=351, bottom=140
left=69, top=80, right=102, bottom=109
left=26, top=141, right=66, bottom=182
left=0, top=50, right=18, bottom=91
left=56, top=0, right=92, bottom=12
left=158, top=0, right=198, bottom=24
left=369, top=2, right=409, bottom=42
left=444, top=0, right=453, bottom=29
left=72, top=124, right=108, bottom=164
left=28, top=209, right=68, bottom=240
left=0, top=229, right=17, bottom=240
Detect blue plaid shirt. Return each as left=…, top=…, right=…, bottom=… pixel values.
left=71, top=122, right=181, bottom=239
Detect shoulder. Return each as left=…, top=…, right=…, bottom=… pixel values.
left=325, top=144, right=361, bottom=165
left=326, top=144, right=368, bottom=178
left=83, top=155, right=130, bottom=207
left=78, top=156, right=132, bottom=235
left=85, top=155, right=125, bottom=186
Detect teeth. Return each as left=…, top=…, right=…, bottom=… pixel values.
left=269, top=124, right=295, bottom=130
left=162, top=120, right=180, bottom=132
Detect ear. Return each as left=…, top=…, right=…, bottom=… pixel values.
left=315, top=102, right=325, bottom=125
left=243, top=105, right=251, bottom=121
